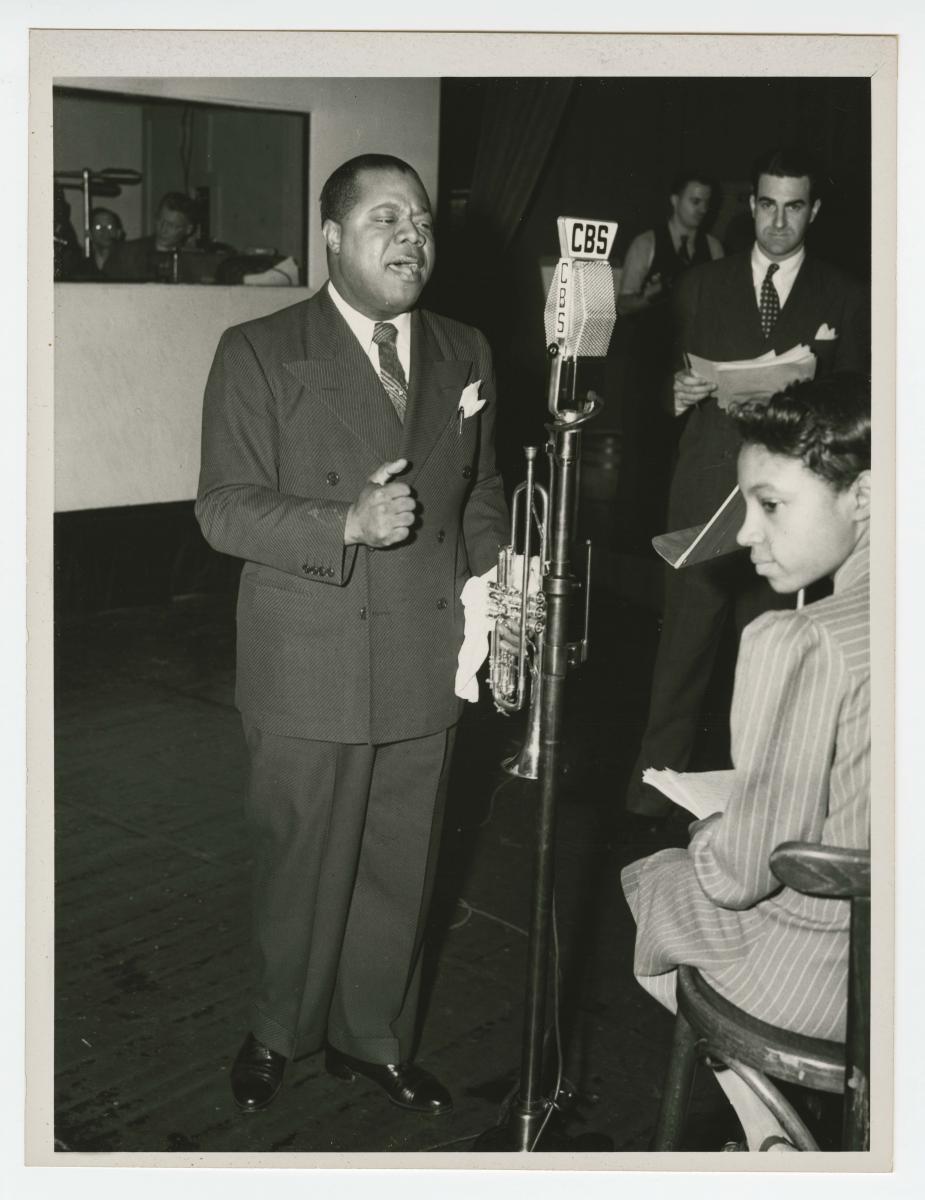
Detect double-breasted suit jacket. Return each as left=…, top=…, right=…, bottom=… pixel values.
left=196, top=285, right=508, bottom=744
left=668, top=251, right=868, bottom=528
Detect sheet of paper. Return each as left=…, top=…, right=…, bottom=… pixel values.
left=688, top=345, right=817, bottom=410
left=641, top=767, right=735, bottom=820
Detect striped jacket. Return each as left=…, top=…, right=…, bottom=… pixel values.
left=622, top=533, right=870, bottom=1039
left=196, top=286, right=508, bottom=744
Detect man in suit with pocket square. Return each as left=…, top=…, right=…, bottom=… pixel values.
left=196, top=153, right=508, bottom=1115
left=625, top=147, right=868, bottom=820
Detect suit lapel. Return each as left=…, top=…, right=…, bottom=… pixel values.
left=282, top=287, right=402, bottom=461
left=727, top=253, right=765, bottom=352
left=771, top=256, right=815, bottom=351
left=400, top=311, right=472, bottom=484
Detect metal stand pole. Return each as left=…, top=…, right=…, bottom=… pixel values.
left=474, top=422, right=589, bottom=1153
left=512, top=422, right=580, bottom=1150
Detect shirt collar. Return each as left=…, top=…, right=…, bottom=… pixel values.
left=327, top=281, right=412, bottom=352
left=751, top=241, right=806, bottom=286
left=668, top=216, right=695, bottom=253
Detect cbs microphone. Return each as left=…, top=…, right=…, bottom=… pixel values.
left=542, top=216, right=618, bottom=417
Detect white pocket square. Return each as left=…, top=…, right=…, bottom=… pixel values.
left=458, top=380, right=486, bottom=418
left=814, top=323, right=838, bottom=341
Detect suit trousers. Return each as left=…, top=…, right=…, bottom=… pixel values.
left=242, top=719, right=456, bottom=1062
left=625, top=553, right=788, bottom=816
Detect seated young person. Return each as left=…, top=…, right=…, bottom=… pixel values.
left=622, top=373, right=871, bottom=1150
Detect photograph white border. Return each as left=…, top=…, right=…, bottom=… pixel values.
left=7, top=5, right=920, bottom=1197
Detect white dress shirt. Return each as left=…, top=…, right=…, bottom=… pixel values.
left=327, top=281, right=412, bottom=382
left=750, top=243, right=805, bottom=311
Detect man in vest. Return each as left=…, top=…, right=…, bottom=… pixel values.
left=618, top=170, right=724, bottom=316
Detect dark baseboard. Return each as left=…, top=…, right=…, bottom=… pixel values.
left=54, top=501, right=240, bottom=619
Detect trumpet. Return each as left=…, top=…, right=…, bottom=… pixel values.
left=487, top=447, right=549, bottom=778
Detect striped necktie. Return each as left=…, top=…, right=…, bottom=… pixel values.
left=372, top=322, right=408, bottom=423
left=759, top=262, right=781, bottom=339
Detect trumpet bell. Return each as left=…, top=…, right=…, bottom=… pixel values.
left=501, top=655, right=543, bottom=780
left=502, top=745, right=539, bottom=781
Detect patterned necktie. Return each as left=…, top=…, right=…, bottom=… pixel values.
left=372, top=322, right=408, bottom=423
left=759, top=262, right=781, bottom=339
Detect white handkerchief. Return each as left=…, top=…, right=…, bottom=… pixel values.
left=454, top=566, right=496, bottom=702
left=814, top=323, right=838, bottom=341
left=454, top=556, right=541, bottom=702
left=458, top=379, right=486, bottom=419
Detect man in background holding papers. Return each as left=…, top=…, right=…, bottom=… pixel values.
left=625, top=146, right=868, bottom=819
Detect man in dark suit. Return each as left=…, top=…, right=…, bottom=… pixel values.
left=196, top=154, right=508, bottom=1114
left=625, top=147, right=868, bottom=818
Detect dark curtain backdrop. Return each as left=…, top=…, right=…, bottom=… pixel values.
left=430, top=79, right=580, bottom=465
left=467, top=79, right=575, bottom=249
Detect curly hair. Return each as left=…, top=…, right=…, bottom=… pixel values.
left=732, top=374, right=870, bottom=490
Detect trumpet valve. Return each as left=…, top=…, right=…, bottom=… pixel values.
left=486, top=582, right=546, bottom=632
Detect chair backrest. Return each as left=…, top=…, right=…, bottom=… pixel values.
left=769, top=842, right=869, bottom=898
left=770, top=841, right=870, bottom=1152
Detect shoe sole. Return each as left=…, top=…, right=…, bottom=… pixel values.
left=232, top=1093, right=280, bottom=1113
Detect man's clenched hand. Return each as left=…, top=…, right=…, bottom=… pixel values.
left=344, top=458, right=418, bottom=547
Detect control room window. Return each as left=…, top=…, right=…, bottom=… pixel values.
left=53, top=87, right=309, bottom=285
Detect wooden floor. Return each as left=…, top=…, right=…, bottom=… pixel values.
left=52, top=585, right=741, bottom=1157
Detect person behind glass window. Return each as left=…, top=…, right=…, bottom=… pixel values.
left=112, top=192, right=197, bottom=281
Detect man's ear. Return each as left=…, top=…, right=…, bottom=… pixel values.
left=748, top=193, right=756, bottom=220
left=322, top=219, right=341, bottom=255
left=851, top=469, right=871, bottom=523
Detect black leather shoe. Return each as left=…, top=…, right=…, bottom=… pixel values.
left=231, top=1032, right=287, bottom=1112
left=325, top=1045, right=453, bottom=1115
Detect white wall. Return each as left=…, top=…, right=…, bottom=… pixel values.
left=54, top=78, right=441, bottom=290
left=54, top=283, right=312, bottom=511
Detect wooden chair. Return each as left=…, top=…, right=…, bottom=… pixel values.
left=651, top=841, right=870, bottom=1152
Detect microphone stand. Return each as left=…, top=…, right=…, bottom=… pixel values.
left=474, top=350, right=609, bottom=1153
